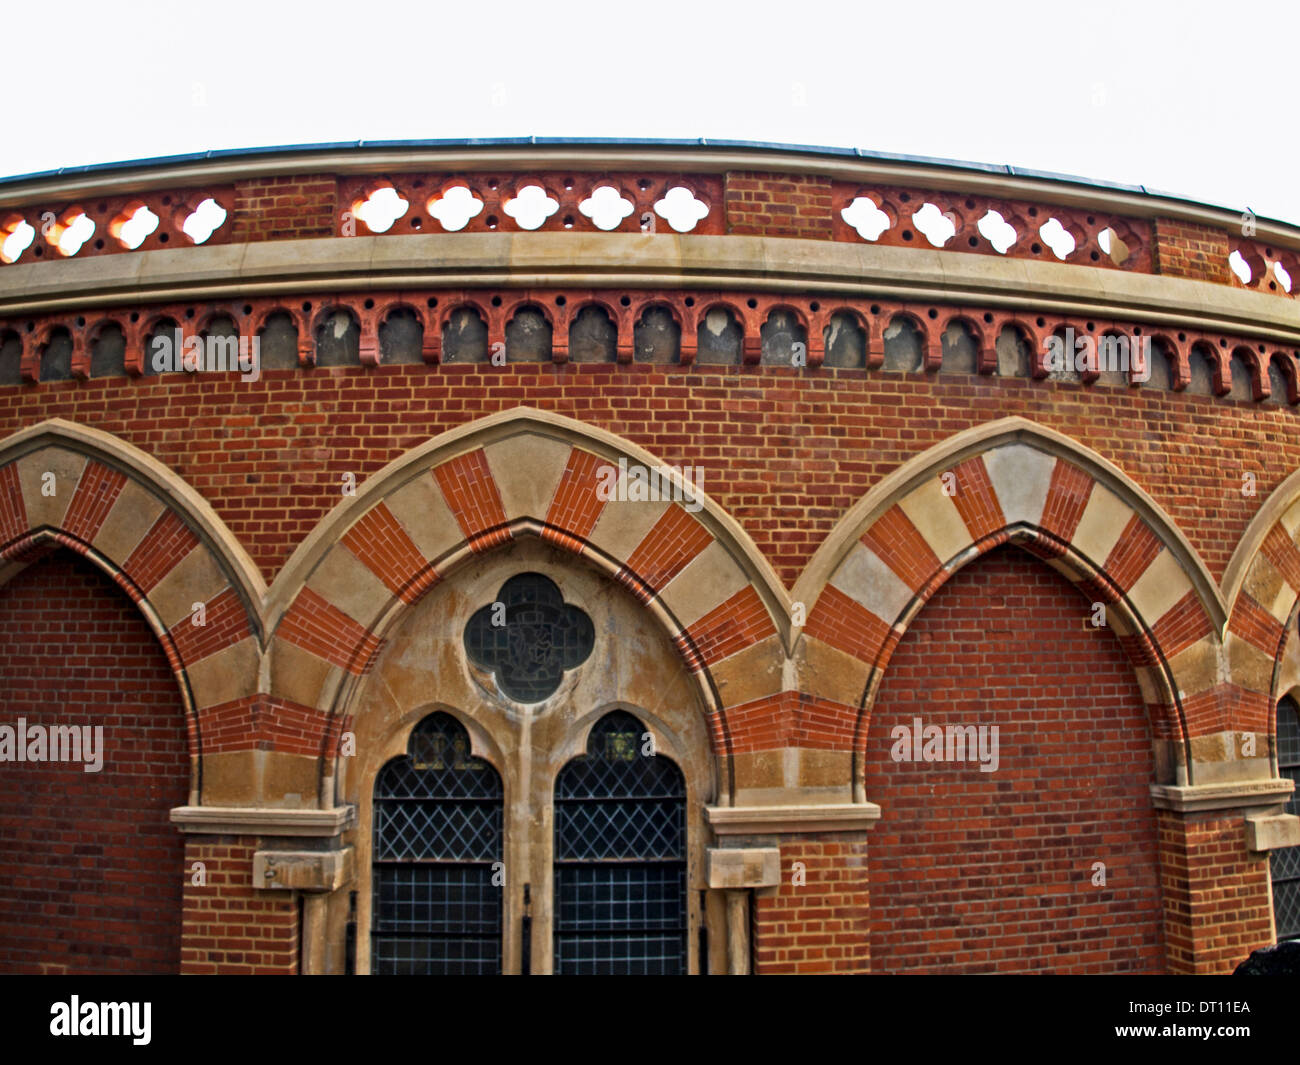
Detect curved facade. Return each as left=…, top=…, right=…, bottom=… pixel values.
left=0, top=139, right=1298, bottom=974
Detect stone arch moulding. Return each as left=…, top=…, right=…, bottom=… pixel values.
left=0, top=418, right=266, bottom=806
left=1223, top=466, right=1300, bottom=772
left=263, top=406, right=793, bottom=808
left=791, top=416, right=1230, bottom=798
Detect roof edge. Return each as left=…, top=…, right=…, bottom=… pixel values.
left=0, top=137, right=1292, bottom=233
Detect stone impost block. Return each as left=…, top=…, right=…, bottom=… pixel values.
left=1245, top=812, right=1300, bottom=853
left=253, top=847, right=355, bottom=892
left=707, top=847, right=781, bottom=890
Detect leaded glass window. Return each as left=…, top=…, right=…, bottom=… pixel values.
left=371, top=712, right=504, bottom=974
left=1273, top=696, right=1300, bottom=941
left=464, top=573, right=595, bottom=703
left=553, top=710, right=687, bottom=975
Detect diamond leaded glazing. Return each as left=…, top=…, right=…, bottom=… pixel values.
left=554, top=711, right=688, bottom=975
left=464, top=573, right=595, bottom=702
left=372, top=712, right=503, bottom=974
left=1272, top=696, right=1300, bottom=941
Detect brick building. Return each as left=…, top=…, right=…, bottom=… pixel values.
left=0, top=139, right=1297, bottom=975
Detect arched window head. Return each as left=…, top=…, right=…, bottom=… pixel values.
left=557, top=710, right=685, bottom=812
left=372, top=712, right=503, bottom=975
left=553, top=710, right=687, bottom=974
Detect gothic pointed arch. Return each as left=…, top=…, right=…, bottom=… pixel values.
left=265, top=407, right=792, bottom=796
left=0, top=418, right=265, bottom=801
left=794, top=417, right=1225, bottom=790
left=1222, top=466, right=1300, bottom=747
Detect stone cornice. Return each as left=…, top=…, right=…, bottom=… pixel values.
left=1, top=233, right=1296, bottom=346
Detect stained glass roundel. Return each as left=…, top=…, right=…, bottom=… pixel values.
left=464, top=573, right=595, bottom=702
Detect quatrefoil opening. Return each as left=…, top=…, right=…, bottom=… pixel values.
left=464, top=573, right=595, bottom=703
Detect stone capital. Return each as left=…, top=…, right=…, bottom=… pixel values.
left=705, top=802, right=881, bottom=836
left=252, top=847, right=355, bottom=892
left=169, top=804, right=357, bottom=837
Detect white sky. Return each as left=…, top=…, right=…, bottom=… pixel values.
left=5, top=0, right=1297, bottom=225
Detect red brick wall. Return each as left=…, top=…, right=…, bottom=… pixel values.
left=864, top=546, right=1166, bottom=973
left=181, top=838, right=299, bottom=974
left=753, top=834, right=871, bottom=973
left=0, top=163, right=1280, bottom=977
left=1156, top=810, right=1273, bottom=974
left=0, top=364, right=1294, bottom=589
left=0, top=550, right=188, bottom=974
left=231, top=175, right=336, bottom=243
left=1153, top=217, right=1232, bottom=284
left=725, top=171, right=834, bottom=239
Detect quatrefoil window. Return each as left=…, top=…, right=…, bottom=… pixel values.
left=464, top=574, right=595, bottom=703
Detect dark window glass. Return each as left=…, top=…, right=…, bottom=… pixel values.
left=553, top=711, right=687, bottom=974
left=464, top=573, right=594, bottom=703
left=1273, top=697, right=1300, bottom=941
left=371, top=712, right=503, bottom=974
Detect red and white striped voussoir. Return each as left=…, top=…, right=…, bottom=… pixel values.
left=269, top=411, right=787, bottom=722
left=798, top=422, right=1224, bottom=742
left=0, top=421, right=264, bottom=760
